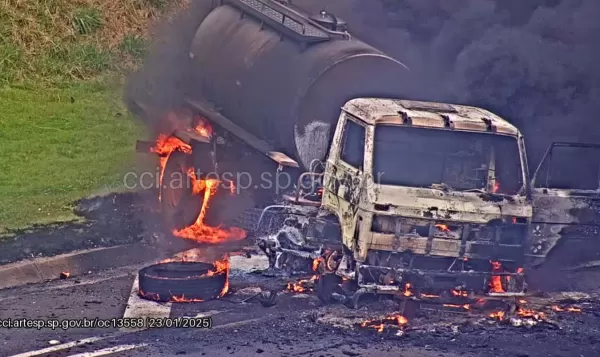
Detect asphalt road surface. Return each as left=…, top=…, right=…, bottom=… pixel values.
left=0, top=260, right=464, bottom=357
left=1, top=257, right=599, bottom=357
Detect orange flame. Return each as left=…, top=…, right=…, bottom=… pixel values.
left=489, top=307, right=548, bottom=321
left=312, top=257, right=323, bottom=272
left=435, top=224, right=450, bottom=232
left=517, top=307, right=546, bottom=320
left=451, top=289, right=468, bottom=297
left=151, top=135, right=191, bottom=201
left=193, top=117, right=213, bottom=138
left=172, top=176, right=246, bottom=244
left=185, top=168, right=206, bottom=195
left=286, top=276, right=318, bottom=293
left=149, top=126, right=245, bottom=300
left=489, top=261, right=504, bottom=293
left=171, top=294, right=205, bottom=303
left=218, top=259, right=231, bottom=298
left=144, top=256, right=231, bottom=302
left=151, top=131, right=246, bottom=244
left=421, top=293, right=440, bottom=298
left=489, top=311, right=505, bottom=320
left=443, top=304, right=471, bottom=311
left=552, top=305, right=582, bottom=313
left=403, top=283, right=413, bottom=297
left=493, top=180, right=500, bottom=193
left=360, top=315, right=408, bottom=333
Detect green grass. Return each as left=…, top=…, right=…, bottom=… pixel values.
left=31, top=44, right=114, bottom=83
left=0, top=81, right=142, bottom=231
left=0, top=42, right=23, bottom=84
left=0, top=0, right=187, bottom=233
left=140, top=0, right=168, bottom=10
left=119, top=34, right=149, bottom=59
left=72, top=6, right=103, bottom=35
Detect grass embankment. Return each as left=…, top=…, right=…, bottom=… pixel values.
left=0, top=0, right=180, bottom=232
left=0, top=83, right=139, bottom=229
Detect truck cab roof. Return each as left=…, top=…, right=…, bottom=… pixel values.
left=342, top=98, right=520, bottom=137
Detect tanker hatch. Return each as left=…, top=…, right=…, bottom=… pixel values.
left=310, top=10, right=347, bottom=32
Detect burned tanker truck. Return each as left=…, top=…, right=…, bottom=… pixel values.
left=130, top=0, right=600, bottom=305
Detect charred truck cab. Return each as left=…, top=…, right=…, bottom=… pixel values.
left=316, top=99, right=531, bottom=301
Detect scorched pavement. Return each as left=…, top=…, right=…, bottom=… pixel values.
left=1, top=255, right=600, bottom=357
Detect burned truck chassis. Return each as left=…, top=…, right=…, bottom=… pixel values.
left=203, top=104, right=530, bottom=306
left=254, top=186, right=527, bottom=308
left=135, top=100, right=533, bottom=307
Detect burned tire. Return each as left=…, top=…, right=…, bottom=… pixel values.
left=138, top=262, right=227, bottom=302
left=161, top=150, right=204, bottom=230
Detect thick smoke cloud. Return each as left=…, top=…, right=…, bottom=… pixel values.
left=304, top=0, right=600, bottom=166
left=124, top=0, right=216, bottom=133
left=126, top=0, right=600, bottom=166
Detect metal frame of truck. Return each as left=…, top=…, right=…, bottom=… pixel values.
left=133, top=0, right=600, bottom=308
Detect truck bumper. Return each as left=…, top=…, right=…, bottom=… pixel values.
left=356, top=264, right=526, bottom=297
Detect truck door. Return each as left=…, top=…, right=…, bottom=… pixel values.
left=322, top=115, right=366, bottom=251
left=529, top=143, right=600, bottom=268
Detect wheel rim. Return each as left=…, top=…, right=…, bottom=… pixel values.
left=161, top=151, right=205, bottom=230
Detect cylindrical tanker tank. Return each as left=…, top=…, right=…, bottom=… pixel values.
left=187, top=2, right=409, bottom=169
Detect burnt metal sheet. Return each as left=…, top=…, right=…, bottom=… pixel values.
left=173, top=129, right=211, bottom=144
left=528, top=142, right=600, bottom=267
left=343, top=98, right=520, bottom=137
left=369, top=233, right=525, bottom=262
left=226, top=0, right=331, bottom=42
left=357, top=264, right=526, bottom=295
left=396, top=100, right=457, bottom=113
left=529, top=193, right=600, bottom=266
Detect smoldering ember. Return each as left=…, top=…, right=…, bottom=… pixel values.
left=2, top=1, right=600, bottom=357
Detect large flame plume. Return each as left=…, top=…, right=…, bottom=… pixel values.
left=151, top=120, right=246, bottom=244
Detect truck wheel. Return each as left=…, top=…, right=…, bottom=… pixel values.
left=316, top=273, right=343, bottom=304
left=161, top=150, right=204, bottom=230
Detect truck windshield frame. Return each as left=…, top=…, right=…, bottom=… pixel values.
left=532, top=143, right=600, bottom=191
left=372, top=125, right=525, bottom=195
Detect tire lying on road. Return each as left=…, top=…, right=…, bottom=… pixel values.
left=138, top=262, right=227, bottom=302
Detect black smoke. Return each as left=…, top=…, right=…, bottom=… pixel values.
left=301, top=0, right=600, bottom=167
left=124, top=0, right=216, bottom=132
left=126, top=0, right=600, bottom=167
